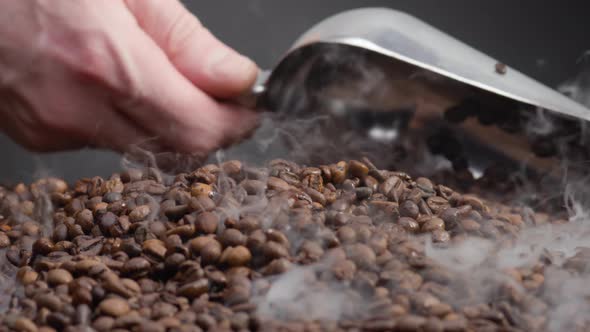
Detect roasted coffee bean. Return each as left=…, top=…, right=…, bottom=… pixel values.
left=398, top=217, right=420, bottom=233
left=14, top=317, right=37, bottom=332
left=75, top=209, right=94, bottom=233
left=32, top=238, right=54, bottom=256
left=47, top=269, right=73, bottom=286
left=17, top=267, right=39, bottom=285
left=129, top=205, right=151, bottom=222
left=195, top=212, right=219, bottom=234
left=431, top=230, right=451, bottom=243
left=165, top=253, right=186, bottom=270
left=0, top=158, right=582, bottom=331
left=330, top=161, right=348, bottom=184
left=200, top=241, right=223, bottom=266
left=189, top=195, right=216, bottom=214
left=399, top=200, right=420, bottom=219
left=233, top=216, right=260, bottom=234
left=346, top=244, right=376, bottom=270
left=0, top=232, right=10, bottom=248
left=262, top=241, right=289, bottom=260
left=123, top=257, right=151, bottom=278
left=348, top=160, right=369, bottom=179
left=34, top=293, right=62, bottom=312
left=177, top=279, right=209, bottom=299
left=98, top=298, right=130, bottom=317
left=46, top=312, right=71, bottom=330
left=267, top=177, right=290, bottom=192
left=422, top=217, right=445, bottom=232
left=219, top=229, right=247, bottom=248
left=220, top=246, right=252, bottom=267
left=143, top=239, right=167, bottom=261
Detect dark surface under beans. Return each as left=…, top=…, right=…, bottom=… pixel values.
left=0, top=159, right=587, bottom=332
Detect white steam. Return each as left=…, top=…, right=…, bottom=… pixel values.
left=558, top=51, right=590, bottom=108
left=255, top=260, right=368, bottom=322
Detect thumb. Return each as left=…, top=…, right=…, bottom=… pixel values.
left=124, top=0, right=258, bottom=99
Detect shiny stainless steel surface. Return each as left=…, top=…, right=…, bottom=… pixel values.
left=243, top=7, right=590, bottom=122
left=230, top=7, right=590, bottom=177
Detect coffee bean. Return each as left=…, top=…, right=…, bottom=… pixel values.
left=305, top=187, right=327, bottom=206
left=346, top=244, right=376, bottom=269
left=32, top=238, right=54, bottom=256
left=398, top=217, right=420, bottom=233
left=195, top=212, right=219, bottom=234
left=129, top=205, right=151, bottom=222
left=189, top=195, right=216, bottom=214
left=123, top=257, right=151, bottom=278
left=219, top=229, right=247, bottom=248
left=75, top=209, right=94, bottom=233
left=17, top=267, right=39, bottom=285
left=14, top=317, right=37, bottom=332
left=47, top=269, right=73, bottom=286
left=400, top=201, right=420, bottom=219
left=461, top=195, right=487, bottom=213
left=262, top=241, right=289, bottom=260
left=337, top=226, right=357, bottom=244
left=1, top=158, right=578, bottom=331
left=34, top=293, right=62, bottom=312
left=220, top=246, right=252, bottom=267
left=330, top=161, right=348, bottom=184
left=0, top=232, right=10, bottom=248
left=143, top=239, right=167, bottom=261
left=99, top=298, right=130, bottom=317
left=431, top=230, right=450, bottom=243
left=422, top=217, right=445, bottom=232
left=200, top=241, right=222, bottom=266
left=267, top=177, right=290, bottom=192
left=234, top=216, right=260, bottom=234
left=349, top=160, right=369, bottom=179
left=165, top=253, right=186, bottom=271
left=177, top=279, right=209, bottom=299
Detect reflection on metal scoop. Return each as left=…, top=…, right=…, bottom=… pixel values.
left=235, top=7, right=590, bottom=175
left=241, top=7, right=590, bottom=120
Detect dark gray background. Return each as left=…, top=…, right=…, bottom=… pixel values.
left=1, top=0, right=589, bottom=184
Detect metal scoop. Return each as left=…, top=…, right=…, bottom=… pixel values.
left=235, top=7, right=590, bottom=174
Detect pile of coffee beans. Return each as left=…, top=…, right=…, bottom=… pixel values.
left=0, top=158, right=587, bottom=331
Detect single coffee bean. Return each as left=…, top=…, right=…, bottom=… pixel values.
left=143, top=239, right=167, bottom=261
left=123, top=257, right=151, bottom=278
left=47, top=269, right=73, bottom=286
left=0, top=232, right=10, bottom=248
left=346, top=244, right=376, bottom=270
left=266, top=177, right=290, bottom=192
left=421, top=217, right=445, bottom=233
left=262, top=241, right=289, bottom=260
left=195, top=212, right=219, bottom=234
left=219, top=229, right=247, bottom=248
left=400, top=201, right=420, bottom=219
left=129, top=205, right=151, bottom=222
left=200, top=241, right=223, bottom=266
left=32, top=238, right=55, bottom=256
left=98, top=298, right=130, bottom=317
left=177, top=279, right=209, bottom=299
left=220, top=246, right=252, bottom=267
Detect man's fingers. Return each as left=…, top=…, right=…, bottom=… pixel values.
left=115, top=24, right=259, bottom=154
left=89, top=107, right=162, bottom=153
left=124, top=0, right=258, bottom=99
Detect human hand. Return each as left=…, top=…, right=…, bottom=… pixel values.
left=0, top=0, right=259, bottom=156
